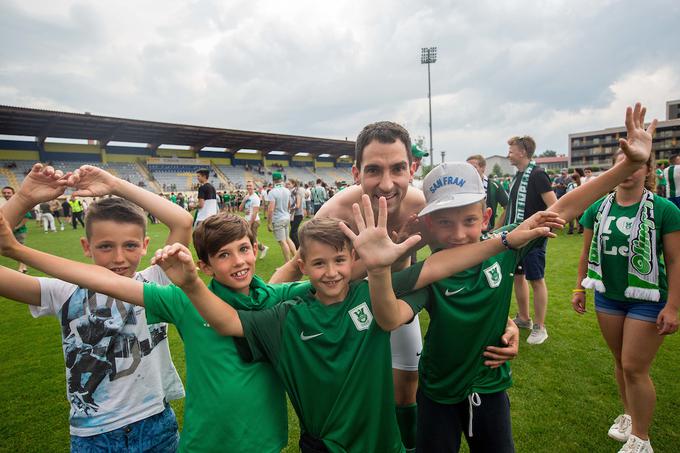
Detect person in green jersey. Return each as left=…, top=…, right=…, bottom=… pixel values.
left=573, top=149, right=680, bottom=453
left=466, top=155, right=508, bottom=233
left=0, top=209, right=316, bottom=452
left=142, top=195, right=559, bottom=453
left=344, top=103, right=659, bottom=453
left=663, top=154, right=680, bottom=208
left=655, top=162, right=666, bottom=197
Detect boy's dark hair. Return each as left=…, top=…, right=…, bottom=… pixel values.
left=507, top=136, right=537, bottom=158
left=85, top=197, right=147, bottom=239
left=298, top=217, right=352, bottom=260
left=355, top=121, right=412, bottom=170
left=466, top=154, right=486, bottom=168
left=193, top=212, right=255, bottom=263
left=196, top=169, right=210, bottom=178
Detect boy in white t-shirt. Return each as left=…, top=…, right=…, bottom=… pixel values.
left=0, top=164, right=191, bottom=451
left=241, top=180, right=269, bottom=259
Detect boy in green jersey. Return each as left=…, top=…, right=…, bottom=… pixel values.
left=135, top=196, right=560, bottom=453
left=346, top=103, right=656, bottom=452
left=0, top=208, right=315, bottom=452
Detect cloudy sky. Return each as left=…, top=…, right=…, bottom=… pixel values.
left=1, top=0, right=678, bottom=162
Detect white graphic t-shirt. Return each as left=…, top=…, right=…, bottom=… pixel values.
left=32, top=265, right=184, bottom=436
left=243, top=193, right=261, bottom=223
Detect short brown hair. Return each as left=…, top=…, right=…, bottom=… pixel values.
left=298, top=217, right=352, bottom=260
left=84, top=197, right=147, bottom=239
left=193, top=212, right=255, bottom=263
left=466, top=154, right=486, bottom=168
left=507, top=136, right=537, bottom=158
left=355, top=121, right=412, bottom=170
left=612, top=149, right=656, bottom=192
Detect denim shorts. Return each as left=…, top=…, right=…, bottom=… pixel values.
left=70, top=404, right=179, bottom=453
left=514, top=241, right=546, bottom=280
left=594, top=292, right=666, bottom=323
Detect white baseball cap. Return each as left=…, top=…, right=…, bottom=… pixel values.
left=418, top=162, right=486, bottom=217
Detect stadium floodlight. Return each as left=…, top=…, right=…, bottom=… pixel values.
left=441, top=150, right=446, bottom=164
left=421, top=46, right=437, bottom=167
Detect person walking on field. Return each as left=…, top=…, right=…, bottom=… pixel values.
left=500, top=136, right=557, bottom=345
left=573, top=108, right=678, bottom=453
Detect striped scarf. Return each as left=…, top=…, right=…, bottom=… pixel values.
left=582, top=190, right=659, bottom=301
left=505, top=160, right=535, bottom=225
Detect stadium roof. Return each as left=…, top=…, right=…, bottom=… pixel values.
left=0, top=105, right=356, bottom=157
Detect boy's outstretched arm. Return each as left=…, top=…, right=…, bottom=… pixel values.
left=340, top=196, right=421, bottom=330
left=0, top=264, right=41, bottom=306
left=549, top=102, right=657, bottom=222
left=152, top=243, right=244, bottom=337
left=71, top=165, right=193, bottom=245
left=1, top=163, right=70, bottom=229
left=0, top=212, right=144, bottom=305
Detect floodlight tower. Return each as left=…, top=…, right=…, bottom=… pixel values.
left=441, top=150, right=446, bottom=165
left=421, top=46, right=437, bottom=168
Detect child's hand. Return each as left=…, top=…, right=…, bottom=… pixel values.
left=507, top=211, right=564, bottom=249
left=70, top=165, right=119, bottom=197
left=17, top=163, right=70, bottom=205
left=483, top=320, right=519, bottom=368
left=619, top=102, right=657, bottom=165
left=151, top=243, right=199, bottom=288
left=0, top=211, right=21, bottom=256
left=339, top=194, right=421, bottom=272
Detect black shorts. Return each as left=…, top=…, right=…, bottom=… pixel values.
left=514, top=241, right=546, bottom=281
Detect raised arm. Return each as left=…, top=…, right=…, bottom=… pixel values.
left=1, top=163, right=70, bottom=229
left=71, top=166, right=193, bottom=246
left=549, top=103, right=657, bottom=222
left=0, top=212, right=144, bottom=305
left=151, top=243, right=244, bottom=336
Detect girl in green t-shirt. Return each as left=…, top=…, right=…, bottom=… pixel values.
left=573, top=150, right=680, bottom=453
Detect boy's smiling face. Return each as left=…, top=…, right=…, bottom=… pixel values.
left=81, top=220, right=149, bottom=278
left=199, top=235, right=257, bottom=294
left=298, top=240, right=353, bottom=305
left=425, top=202, right=492, bottom=249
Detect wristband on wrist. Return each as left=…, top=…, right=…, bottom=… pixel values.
left=572, top=288, right=585, bottom=293
left=500, top=231, right=515, bottom=250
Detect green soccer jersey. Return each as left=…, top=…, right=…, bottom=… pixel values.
left=580, top=195, right=680, bottom=303
left=143, top=276, right=312, bottom=453
left=236, top=273, right=427, bottom=453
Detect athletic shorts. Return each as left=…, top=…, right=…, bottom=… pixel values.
left=594, top=292, right=666, bottom=323
left=390, top=315, right=422, bottom=371
left=272, top=219, right=290, bottom=241
left=514, top=242, right=546, bottom=280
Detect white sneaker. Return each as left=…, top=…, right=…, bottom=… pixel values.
left=526, top=324, right=548, bottom=345
left=512, top=314, right=532, bottom=330
left=608, top=414, right=632, bottom=442
left=618, top=435, right=653, bottom=453
left=259, top=245, right=269, bottom=259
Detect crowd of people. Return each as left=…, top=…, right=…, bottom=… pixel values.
left=0, top=102, right=678, bottom=453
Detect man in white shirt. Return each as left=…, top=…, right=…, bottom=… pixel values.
left=267, top=173, right=296, bottom=261
left=240, top=180, right=269, bottom=259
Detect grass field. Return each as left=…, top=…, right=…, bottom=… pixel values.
left=0, top=219, right=678, bottom=452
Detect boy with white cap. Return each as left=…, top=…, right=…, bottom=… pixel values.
left=347, top=104, right=654, bottom=451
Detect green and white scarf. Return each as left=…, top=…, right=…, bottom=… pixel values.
left=505, top=160, right=535, bottom=225
left=582, top=190, right=660, bottom=302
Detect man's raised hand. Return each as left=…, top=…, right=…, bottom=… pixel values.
left=339, top=194, right=421, bottom=271
left=620, top=102, right=657, bottom=164
left=151, top=243, right=199, bottom=288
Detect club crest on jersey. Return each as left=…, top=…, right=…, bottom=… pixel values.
left=348, top=302, right=373, bottom=331
left=483, top=262, right=502, bottom=288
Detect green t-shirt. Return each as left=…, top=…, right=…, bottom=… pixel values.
left=236, top=272, right=427, bottom=453
left=656, top=168, right=667, bottom=187
left=13, top=212, right=31, bottom=235
left=580, top=194, right=680, bottom=303
left=143, top=277, right=312, bottom=453
left=486, top=179, right=508, bottom=229
left=401, top=230, right=539, bottom=404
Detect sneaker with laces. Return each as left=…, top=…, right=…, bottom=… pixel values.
left=618, top=435, right=653, bottom=453
left=512, top=314, right=532, bottom=330
left=526, top=323, right=548, bottom=345
left=608, top=414, right=632, bottom=442
left=259, top=245, right=269, bottom=259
